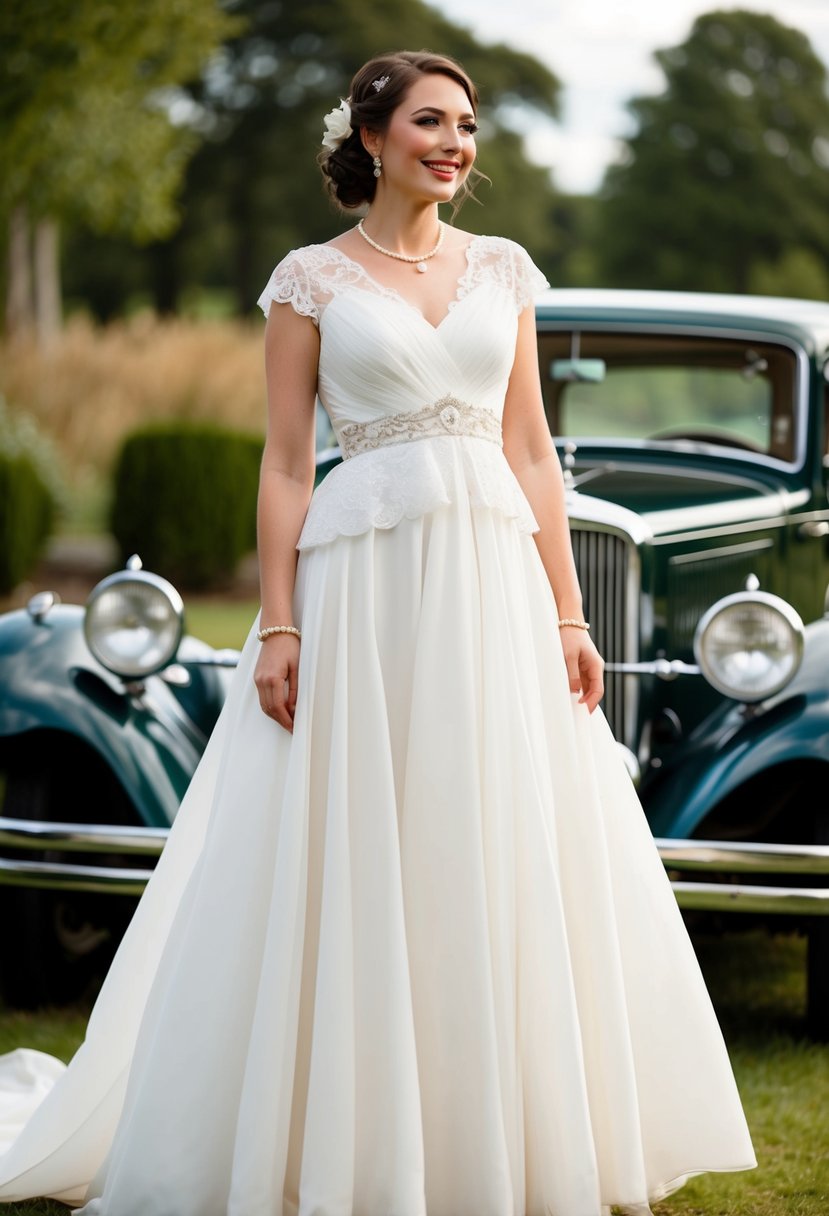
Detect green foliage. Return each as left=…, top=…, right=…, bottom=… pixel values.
left=748, top=246, right=829, bottom=300
left=0, top=0, right=240, bottom=239
left=597, top=9, right=829, bottom=293
left=110, top=424, right=262, bottom=589
left=0, top=399, right=60, bottom=593
left=546, top=194, right=604, bottom=287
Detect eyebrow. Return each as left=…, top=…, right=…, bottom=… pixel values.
left=410, top=105, right=476, bottom=121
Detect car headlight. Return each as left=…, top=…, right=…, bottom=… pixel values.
left=693, top=591, right=804, bottom=703
left=84, top=568, right=184, bottom=679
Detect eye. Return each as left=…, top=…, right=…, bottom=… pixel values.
left=460, top=122, right=478, bottom=135
left=416, top=117, right=439, bottom=127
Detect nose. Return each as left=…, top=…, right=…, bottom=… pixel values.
left=441, top=126, right=461, bottom=153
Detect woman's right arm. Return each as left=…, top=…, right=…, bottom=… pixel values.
left=253, top=301, right=320, bottom=731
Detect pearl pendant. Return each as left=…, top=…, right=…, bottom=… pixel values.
left=416, top=262, right=428, bottom=273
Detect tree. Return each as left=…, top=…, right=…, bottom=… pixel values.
left=749, top=246, right=829, bottom=299
left=596, top=9, right=829, bottom=293
left=0, top=0, right=238, bottom=340
left=63, top=0, right=564, bottom=316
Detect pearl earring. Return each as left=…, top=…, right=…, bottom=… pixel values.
left=372, top=155, right=382, bottom=178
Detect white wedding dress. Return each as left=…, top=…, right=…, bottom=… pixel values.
left=0, top=237, right=755, bottom=1215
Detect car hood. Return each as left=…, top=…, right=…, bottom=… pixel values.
left=565, top=460, right=801, bottom=542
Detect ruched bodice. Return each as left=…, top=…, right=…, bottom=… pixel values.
left=257, top=237, right=548, bottom=548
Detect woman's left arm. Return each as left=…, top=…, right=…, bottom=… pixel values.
left=502, top=306, right=604, bottom=713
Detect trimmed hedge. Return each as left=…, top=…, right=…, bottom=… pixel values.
left=111, top=423, right=263, bottom=590
left=0, top=399, right=59, bottom=594
left=0, top=450, right=57, bottom=594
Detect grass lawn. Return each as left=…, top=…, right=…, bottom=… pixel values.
left=184, top=596, right=260, bottom=651
left=0, top=928, right=826, bottom=1214
left=652, top=929, right=829, bottom=1215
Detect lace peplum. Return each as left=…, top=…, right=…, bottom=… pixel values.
left=258, top=235, right=550, bottom=550
left=297, top=435, right=539, bottom=550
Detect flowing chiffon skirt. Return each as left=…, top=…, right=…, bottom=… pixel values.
left=0, top=481, right=755, bottom=1214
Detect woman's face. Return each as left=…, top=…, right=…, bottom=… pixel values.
left=375, top=73, right=477, bottom=203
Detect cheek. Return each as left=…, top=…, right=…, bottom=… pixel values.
left=385, top=118, right=438, bottom=160
left=399, top=127, right=436, bottom=158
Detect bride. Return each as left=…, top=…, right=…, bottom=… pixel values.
left=0, top=48, right=755, bottom=1216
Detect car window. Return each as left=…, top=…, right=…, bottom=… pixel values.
left=538, top=332, right=798, bottom=460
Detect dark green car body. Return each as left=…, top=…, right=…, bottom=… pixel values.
left=0, top=582, right=236, bottom=1008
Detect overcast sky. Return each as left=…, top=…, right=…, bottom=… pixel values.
left=433, top=0, right=829, bottom=193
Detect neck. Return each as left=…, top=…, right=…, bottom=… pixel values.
left=361, top=201, right=442, bottom=254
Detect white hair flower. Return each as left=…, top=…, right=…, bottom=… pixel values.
left=321, top=99, right=353, bottom=152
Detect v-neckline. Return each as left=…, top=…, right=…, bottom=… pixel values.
left=324, top=236, right=484, bottom=332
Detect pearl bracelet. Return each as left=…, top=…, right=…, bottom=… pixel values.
left=558, top=618, right=590, bottom=631
left=257, top=625, right=301, bottom=642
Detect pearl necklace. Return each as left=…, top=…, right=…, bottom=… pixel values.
left=356, top=219, right=444, bottom=273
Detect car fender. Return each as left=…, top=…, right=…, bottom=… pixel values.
left=645, top=619, right=829, bottom=839
left=0, top=604, right=207, bottom=827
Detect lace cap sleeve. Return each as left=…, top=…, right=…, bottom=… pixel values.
left=507, top=241, right=551, bottom=313
left=463, top=236, right=550, bottom=315
left=257, top=249, right=320, bottom=326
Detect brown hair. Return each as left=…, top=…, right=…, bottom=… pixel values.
left=319, top=50, right=485, bottom=214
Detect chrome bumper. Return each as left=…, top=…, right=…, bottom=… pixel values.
left=1, top=817, right=828, bottom=913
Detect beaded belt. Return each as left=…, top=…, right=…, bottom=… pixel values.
left=338, top=395, right=502, bottom=460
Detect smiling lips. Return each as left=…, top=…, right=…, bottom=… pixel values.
left=422, top=160, right=460, bottom=179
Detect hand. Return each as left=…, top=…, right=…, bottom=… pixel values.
left=560, top=627, right=604, bottom=713
left=253, top=634, right=300, bottom=731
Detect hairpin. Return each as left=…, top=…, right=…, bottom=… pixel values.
left=372, top=75, right=390, bottom=93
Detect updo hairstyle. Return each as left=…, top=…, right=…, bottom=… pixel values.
left=319, top=50, right=482, bottom=213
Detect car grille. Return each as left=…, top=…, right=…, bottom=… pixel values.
left=569, top=526, right=636, bottom=747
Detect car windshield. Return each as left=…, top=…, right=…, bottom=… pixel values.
left=537, top=331, right=799, bottom=460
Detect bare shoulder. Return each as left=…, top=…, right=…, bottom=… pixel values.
left=443, top=223, right=476, bottom=249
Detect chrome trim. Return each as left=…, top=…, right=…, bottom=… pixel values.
left=671, top=882, right=829, bottom=915
left=0, top=818, right=167, bottom=854
left=651, top=505, right=811, bottom=548
left=184, top=650, right=241, bottom=668
left=26, top=590, right=61, bottom=622
left=669, top=538, right=775, bottom=566
left=0, top=857, right=153, bottom=896
left=656, top=837, right=829, bottom=874
left=3, top=822, right=828, bottom=910
left=605, top=659, right=701, bottom=679
left=798, top=520, right=829, bottom=539
left=568, top=523, right=641, bottom=748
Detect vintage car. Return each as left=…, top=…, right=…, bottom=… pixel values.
left=0, top=559, right=240, bottom=1006
left=533, top=287, right=829, bottom=1038
left=1, top=289, right=828, bottom=1034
